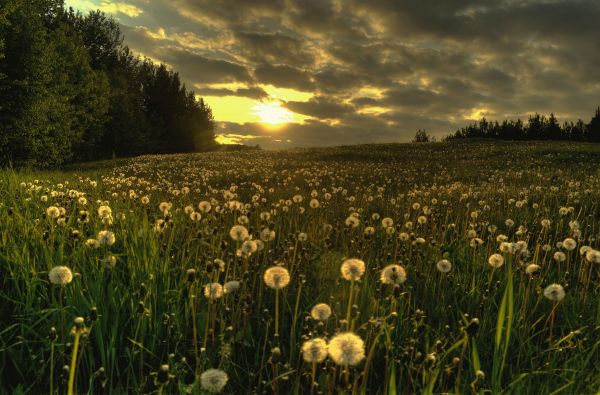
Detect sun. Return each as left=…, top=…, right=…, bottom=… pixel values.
left=252, top=101, right=294, bottom=126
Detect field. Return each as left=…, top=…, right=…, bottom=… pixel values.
left=1, top=140, right=600, bottom=394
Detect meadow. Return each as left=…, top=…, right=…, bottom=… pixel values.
left=1, top=140, right=599, bottom=394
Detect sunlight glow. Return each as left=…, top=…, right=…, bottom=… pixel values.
left=252, top=101, right=295, bottom=126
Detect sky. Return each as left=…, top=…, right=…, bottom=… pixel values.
left=65, top=0, right=600, bottom=148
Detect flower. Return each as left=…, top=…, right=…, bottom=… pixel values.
left=97, top=230, right=116, bottom=246
left=525, top=263, right=540, bottom=275
left=263, top=266, right=290, bottom=289
left=380, top=264, right=407, bottom=285
left=488, top=253, right=504, bottom=268
left=46, top=206, right=61, bottom=219
left=328, top=332, right=365, bottom=366
left=436, top=259, right=452, bottom=273
left=204, top=283, right=223, bottom=299
left=48, top=266, right=73, bottom=285
left=553, top=251, right=566, bottom=262
left=341, top=259, right=366, bottom=281
left=543, top=284, right=565, bottom=302
left=302, top=338, right=328, bottom=363
left=200, top=369, right=229, bottom=393
left=310, top=303, right=332, bottom=321
left=229, top=225, right=249, bottom=241
left=102, top=255, right=117, bottom=268
left=562, top=238, right=576, bottom=251
left=223, top=280, right=241, bottom=294
left=97, top=205, right=112, bottom=218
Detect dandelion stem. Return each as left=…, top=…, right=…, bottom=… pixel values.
left=67, top=331, right=81, bottom=395
left=345, top=280, right=355, bottom=329
left=275, top=289, right=280, bottom=337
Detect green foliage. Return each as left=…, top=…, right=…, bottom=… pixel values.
left=446, top=109, right=600, bottom=142
left=1, top=141, right=599, bottom=394
left=0, top=0, right=215, bottom=168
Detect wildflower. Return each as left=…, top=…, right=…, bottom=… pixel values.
left=229, top=225, right=249, bottom=241
left=102, top=255, right=117, bottom=268
left=200, top=369, right=229, bottom=393
left=298, top=232, right=308, bottom=242
left=585, top=249, right=600, bottom=263
left=525, top=263, right=540, bottom=275
left=309, top=199, right=320, bottom=208
left=436, top=259, right=452, bottom=273
left=97, top=230, right=116, bottom=246
left=488, top=253, right=504, bottom=268
left=311, top=303, right=332, bottom=321
left=46, top=206, right=61, bottom=219
left=48, top=266, right=73, bottom=285
left=562, top=238, right=576, bottom=251
left=260, top=228, right=276, bottom=241
left=345, top=215, right=360, bottom=228
left=223, top=280, right=241, bottom=294
left=97, top=205, right=112, bottom=218
left=341, top=259, right=366, bottom=281
left=381, top=217, right=394, bottom=228
left=204, top=283, right=223, bottom=299
left=380, top=264, right=407, bottom=285
left=553, top=251, right=566, bottom=262
left=328, top=332, right=365, bottom=366
left=543, top=284, right=565, bottom=302
left=302, top=338, right=328, bottom=363
left=263, top=266, right=290, bottom=289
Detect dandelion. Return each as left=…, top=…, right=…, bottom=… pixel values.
left=562, top=238, right=576, bottom=251
left=380, top=264, right=407, bottom=285
left=436, top=259, right=452, bottom=273
left=97, top=205, right=112, bottom=218
left=341, top=258, right=366, bottom=281
left=525, top=263, right=540, bottom=275
left=229, top=225, right=249, bottom=241
left=97, top=230, right=116, bottom=246
left=543, top=284, right=565, bottom=302
left=302, top=338, right=328, bottom=363
left=223, top=280, right=241, bottom=294
left=553, top=251, right=566, bottom=262
left=204, top=283, right=223, bottom=300
left=488, top=253, right=504, bottom=268
left=46, top=206, right=61, bottom=219
left=200, top=369, right=229, bottom=393
left=48, top=266, right=73, bottom=285
left=102, top=255, right=117, bottom=268
left=585, top=249, right=600, bottom=263
left=310, top=303, right=332, bottom=321
left=264, top=266, right=290, bottom=336
left=260, top=266, right=289, bottom=291
left=381, top=217, right=394, bottom=228
left=328, top=332, right=365, bottom=366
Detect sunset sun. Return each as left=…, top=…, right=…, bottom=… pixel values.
left=252, top=101, right=294, bottom=126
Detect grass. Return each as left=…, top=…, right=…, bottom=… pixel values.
left=0, top=140, right=599, bottom=394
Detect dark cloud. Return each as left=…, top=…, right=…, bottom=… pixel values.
left=254, top=64, right=314, bottom=91
left=99, top=0, right=600, bottom=145
left=196, top=86, right=268, bottom=99
left=234, top=31, right=315, bottom=67
left=284, top=96, right=354, bottom=119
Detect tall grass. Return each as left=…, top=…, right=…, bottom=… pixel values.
left=0, top=141, right=599, bottom=394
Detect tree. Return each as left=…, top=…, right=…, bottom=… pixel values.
left=586, top=107, right=600, bottom=142
left=412, top=129, right=433, bottom=143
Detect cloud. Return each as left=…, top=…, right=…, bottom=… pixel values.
left=254, top=64, right=314, bottom=91
left=196, top=86, right=268, bottom=99
left=72, top=0, right=600, bottom=146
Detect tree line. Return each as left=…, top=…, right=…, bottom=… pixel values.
left=0, top=0, right=216, bottom=168
left=445, top=107, right=600, bottom=142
